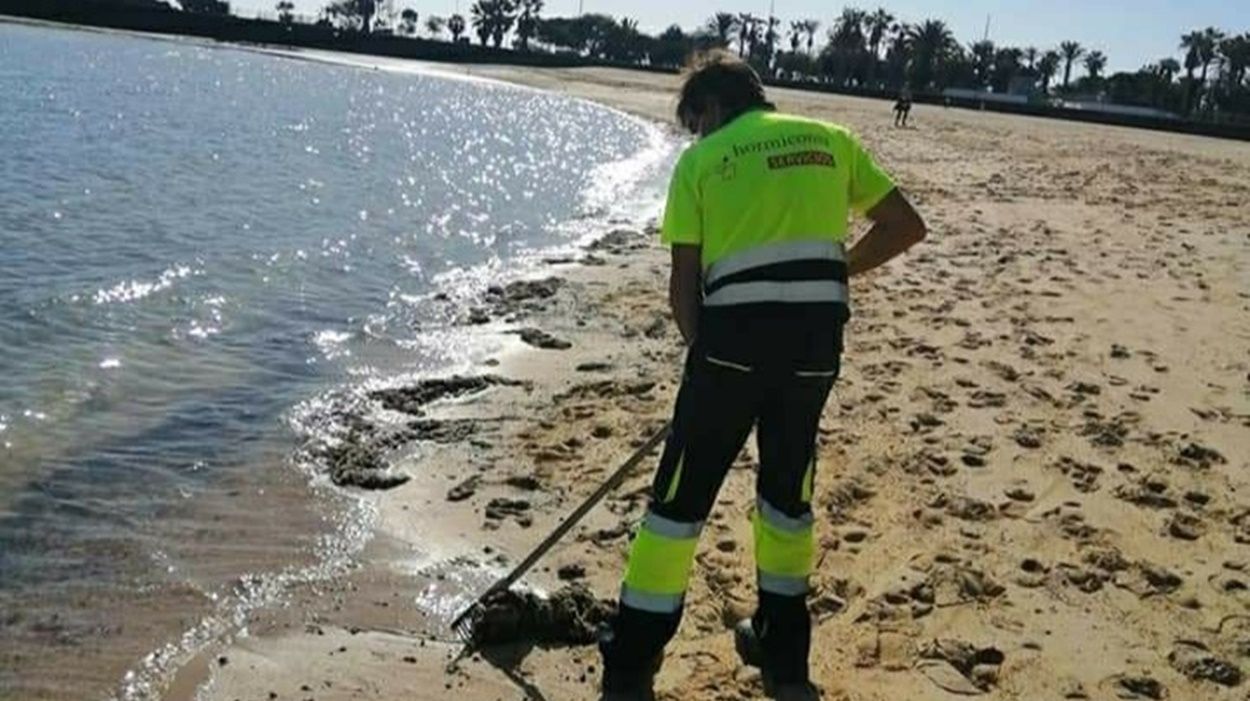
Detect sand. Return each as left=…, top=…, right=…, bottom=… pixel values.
left=181, top=65, right=1250, bottom=701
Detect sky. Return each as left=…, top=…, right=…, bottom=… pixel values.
left=231, top=0, right=1248, bottom=74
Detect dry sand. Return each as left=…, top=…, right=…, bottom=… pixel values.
left=183, top=66, right=1250, bottom=701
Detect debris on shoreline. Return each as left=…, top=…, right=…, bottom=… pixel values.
left=322, top=429, right=411, bottom=490
left=586, top=228, right=647, bottom=255
left=464, top=277, right=567, bottom=325
left=306, top=374, right=528, bottom=491
left=369, top=375, right=522, bottom=416
left=469, top=584, right=615, bottom=648
left=517, top=327, right=573, bottom=350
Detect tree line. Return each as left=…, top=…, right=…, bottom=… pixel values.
left=184, top=1, right=1249, bottom=121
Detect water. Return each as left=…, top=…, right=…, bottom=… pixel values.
left=0, top=22, right=675, bottom=699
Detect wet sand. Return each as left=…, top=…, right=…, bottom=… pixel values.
left=188, top=66, right=1250, bottom=701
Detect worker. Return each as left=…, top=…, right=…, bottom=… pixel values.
left=893, top=89, right=913, bottom=127
left=599, top=49, right=927, bottom=701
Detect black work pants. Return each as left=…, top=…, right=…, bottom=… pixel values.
left=602, top=332, right=838, bottom=687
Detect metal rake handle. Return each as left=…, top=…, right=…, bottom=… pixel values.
left=449, top=421, right=671, bottom=633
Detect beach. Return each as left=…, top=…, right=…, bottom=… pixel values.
left=166, top=65, right=1247, bottom=701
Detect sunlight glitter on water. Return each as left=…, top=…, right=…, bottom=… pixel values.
left=0, top=19, right=679, bottom=701
left=91, top=264, right=196, bottom=305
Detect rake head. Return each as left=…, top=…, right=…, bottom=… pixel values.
left=443, top=602, right=485, bottom=672
left=449, top=600, right=485, bottom=645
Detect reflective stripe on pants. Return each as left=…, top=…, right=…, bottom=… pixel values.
left=603, top=341, right=835, bottom=687
left=620, top=510, right=703, bottom=612
left=754, top=496, right=814, bottom=595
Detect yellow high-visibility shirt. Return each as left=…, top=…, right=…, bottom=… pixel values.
left=660, top=109, right=895, bottom=270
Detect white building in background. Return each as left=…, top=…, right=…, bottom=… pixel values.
left=941, top=87, right=1030, bottom=105
left=940, top=86, right=1180, bottom=120
left=1051, top=99, right=1179, bottom=120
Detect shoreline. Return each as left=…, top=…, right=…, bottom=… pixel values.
left=154, top=101, right=679, bottom=701
left=0, top=25, right=679, bottom=701
left=191, top=62, right=1250, bottom=701
left=2, top=25, right=1247, bottom=698
left=3, top=7, right=1249, bottom=142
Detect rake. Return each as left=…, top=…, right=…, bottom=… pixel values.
left=448, top=421, right=671, bottom=648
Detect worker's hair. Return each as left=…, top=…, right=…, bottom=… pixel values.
left=676, top=49, right=775, bottom=134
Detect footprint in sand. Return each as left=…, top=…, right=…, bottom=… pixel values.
left=1230, top=510, right=1250, bottom=544
left=931, top=493, right=998, bottom=522
left=1165, top=511, right=1207, bottom=541
left=1015, top=558, right=1050, bottom=589
left=1102, top=673, right=1166, bottom=700
left=916, top=639, right=1005, bottom=695
left=1175, top=441, right=1226, bottom=470
left=1013, top=424, right=1045, bottom=449
left=1114, top=476, right=1179, bottom=509
left=1054, top=456, right=1103, bottom=493
left=1167, top=640, right=1243, bottom=687
left=1040, top=503, right=1101, bottom=543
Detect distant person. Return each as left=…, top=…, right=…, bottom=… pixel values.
left=598, top=49, right=926, bottom=701
left=893, top=91, right=913, bottom=127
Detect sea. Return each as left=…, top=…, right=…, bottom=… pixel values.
left=0, top=20, right=676, bottom=699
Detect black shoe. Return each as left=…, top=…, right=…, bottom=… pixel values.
left=735, top=618, right=818, bottom=698
left=599, top=627, right=661, bottom=700
left=734, top=617, right=763, bottom=668
left=600, top=663, right=658, bottom=701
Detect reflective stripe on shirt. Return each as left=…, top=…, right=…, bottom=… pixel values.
left=704, top=280, right=849, bottom=307
left=705, top=240, right=847, bottom=288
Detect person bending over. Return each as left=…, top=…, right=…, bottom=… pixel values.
left=599, top=50, right=927, bottom=701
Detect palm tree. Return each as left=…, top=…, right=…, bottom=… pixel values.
left=882, top=21, right=913, bottom=87
left=1083, top=50, right=1107, bottom=80
left=1197, top=27, right=1225, bottom=86
left=424, top=15, right=445, bottom=38
left=762, top=14, right=781, bottom=64
left=324, top=0, right=377, bottom=32
left=1180, top=30, right=1206, bottom=111
left=470, top=0, right=515, bottom=48
left=706, top=12, right=737, bottom=48
left=609, top=17, right=645, bottom=63
left=788, top=20, right=804, bottom=53
left=1037, top=50, right=1061, bottom=92
left=275, top=0, right=295, bottom=23
left=830, top=7, right=867, bottom=51
left=1219, top=34, right=1250, bottom=92
left=865, top=7, right=893, bottom=60
left=1157, top=57, right=1181, bottom=83
left=736, top=13, right=758, bottom=58
left=398, top=8, right=417, bottom=34
left=970, top=40, right=995, bottom=88
left=1184, top=27, right=1225, bottom=113
left=1059, top=40, right=1084, bottom=88
left=863, top=7, right=893, bottom=85
left=489, top=1, right=517, bottom=48
left=908, top=19, right=956, bottom=90
left=1023, top=46, right=1038, bottom=70
left=448, top=13, right=466, bottom=42
left=826, top=7, right=868, bottom=85
left=802, top=19, right=820, bottom=55
left=991, top=46, right=1024, bottom=92
left=1180, top=30, right=1204, bottom=82
left=471, top=1, right=491, bottom=45
left=513, top=0, right=542, bottom=50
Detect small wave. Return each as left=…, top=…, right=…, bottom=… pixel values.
left=116, top=491, right=375, bottom=701
left=580, top=110, right=679, bottom=219
left=312, top=329, right=354, bottom=360
left=92, top=264, right=196, bottom=305
left=238, top=45, right=518, bottom=90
